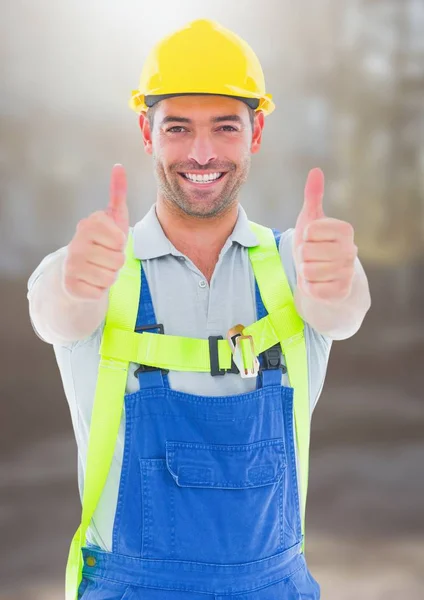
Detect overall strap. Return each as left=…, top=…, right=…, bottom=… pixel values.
left=133, top=265, right=170, bottom=389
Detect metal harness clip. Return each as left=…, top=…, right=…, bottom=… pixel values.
left=227, top=324, right=259, bottom=378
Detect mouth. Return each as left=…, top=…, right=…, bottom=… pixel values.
left=178, top=171, right=227, bottom=187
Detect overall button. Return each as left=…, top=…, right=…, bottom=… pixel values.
left=198, top=279, right=207, bottom=288
left=85, top=556, right=96, bottom=567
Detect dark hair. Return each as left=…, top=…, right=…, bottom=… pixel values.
left=146, top=102, right=256, bottom=130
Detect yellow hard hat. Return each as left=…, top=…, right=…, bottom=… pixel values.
left=129, top=19, right=275, bottom=116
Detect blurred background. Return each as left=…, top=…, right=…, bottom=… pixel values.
left=1, top=0, right=423, bottom=598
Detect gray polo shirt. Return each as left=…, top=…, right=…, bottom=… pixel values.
left=27, top=204, right=332, bottom=551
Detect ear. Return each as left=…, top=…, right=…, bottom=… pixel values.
left=139, top=112, right=153, bottom=155
left=251, top=110, right=265, bottom=155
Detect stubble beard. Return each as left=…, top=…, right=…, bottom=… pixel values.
left=153, top=154, right=251, bottom=219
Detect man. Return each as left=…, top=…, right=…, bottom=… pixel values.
left=27, top=18, right=371, bottom=600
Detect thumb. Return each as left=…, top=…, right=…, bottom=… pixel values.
left=106, top=163, right=129, bottom=234
left=294, top=167, right=325, bottom=249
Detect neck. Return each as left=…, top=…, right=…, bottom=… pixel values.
left=155, top=197, right=239, bottom=282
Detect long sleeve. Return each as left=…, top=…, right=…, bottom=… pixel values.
left=27, top=247, right=108, bottom=346
left=294, top=257, right=371, bottom=341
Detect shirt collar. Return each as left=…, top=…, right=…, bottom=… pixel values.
left=133, top=204, right=259, bottom=260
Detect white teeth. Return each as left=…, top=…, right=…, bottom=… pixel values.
left=184, top=172, right=222, bottom=183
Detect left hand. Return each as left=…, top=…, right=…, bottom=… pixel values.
left=293, top=168, right=358, bottom=303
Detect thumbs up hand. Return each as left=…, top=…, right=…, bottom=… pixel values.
left=63, top=164, right=129, bottom=300
left=293, top=168, right=358, bottom=303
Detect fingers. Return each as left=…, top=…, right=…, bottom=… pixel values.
left=64, top=211, right=127, bottom=300
left=85, top=245, right=127, bottom=271
left=63, top=166, right=129, bottom=301
left=298, top=241, right=358, bottom=263
left=65, top=261, right=119, bottom=290
left=304, top=218, right=354, bottom=243
left=75, top=212, right=126, bottom=251
left=300, top=261, right=354, bottom=283
left=62, top=277, right=108, bottom=301
left=304, top=279, right=354, bottom=302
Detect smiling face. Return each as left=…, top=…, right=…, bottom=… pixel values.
left=139, top=95, right=265, bottom=219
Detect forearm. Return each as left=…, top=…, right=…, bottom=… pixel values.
left=29, top=249, right=109, bottom=345
left=294, top=258, right=371, bottom=340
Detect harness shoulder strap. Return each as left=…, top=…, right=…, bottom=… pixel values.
left=248, top=221, right=310, bottom=549
left=65, top=232, right=140, bottom=600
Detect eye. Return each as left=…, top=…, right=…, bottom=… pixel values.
left=219, top=125, right=238, bottom=132
left=166, top=126, right=187, bottom=133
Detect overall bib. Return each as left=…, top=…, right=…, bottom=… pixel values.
left=77, top=245, right=320, bottom=599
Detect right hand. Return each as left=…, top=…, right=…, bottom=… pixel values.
left=63, top=164, right=129, bottom=300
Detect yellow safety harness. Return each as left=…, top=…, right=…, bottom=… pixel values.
left=65, top=221, right=310, bottom=600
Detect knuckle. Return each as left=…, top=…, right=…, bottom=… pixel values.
left=64, top=262, right=76, bottom=278
left=85, top=265, right=102, bottom=285
left=67, top=238, right=80, bottom=254
left=79, top=285, right=97, bottom=300
left=86, top=212, right=109, bottom=232
left=104, top=271, right=117, bottom=288
left=343, top=222, right=354, bottom=238
left=76, top=218, right=88, bottom=233
left=342, top=277, right=352, bottom=293
left=301, top=243, right=311, bottom=260
left=322, top=285, right=336, bottom=300
left=70, top=282, right=87, bottom=298
left=306, top=223, right=317, bottom=238
left=63, top=274, right=75, bottom=292
left=88, top=286, right=104, bottom=300
left=343, top=265, right=354, bottom=279
left=335, top=281, right=349, bottom=299
left=116, top=252, right=126, bottom=269
left=90, top=210, right=108, bottom=222
left=75, top=224, right=97, bottom=245
left=68, top=250, right=87, bottom=273
left=114, top=229, right=127, bottom=249
left=63, top=253, right=77, bottom=275
left=302, top=263, right=314, bottom=280
left=89, top=264, right=112, bottom=288
left=65, top=277, right=86, bottom=300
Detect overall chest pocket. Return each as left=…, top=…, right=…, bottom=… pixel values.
left=140, top=439, right=286, bottom=564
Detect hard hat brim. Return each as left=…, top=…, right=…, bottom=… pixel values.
left=129, top=91, right=275, bottom=116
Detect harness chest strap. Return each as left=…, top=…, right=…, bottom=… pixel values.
left=65, top=222, right=310, bottom=600
left=99, top=303, right=304, bottom=373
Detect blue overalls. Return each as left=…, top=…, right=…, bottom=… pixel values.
left=77, top=234, right=320, bottom=600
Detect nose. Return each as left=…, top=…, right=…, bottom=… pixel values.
left=187, top=132, right=218, bottom=166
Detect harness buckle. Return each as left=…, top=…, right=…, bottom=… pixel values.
left=208, top=336, right=239, bottom=376
left=227, top=324, right=259, bottom=379
left=262, top=343, right=283, bottom=370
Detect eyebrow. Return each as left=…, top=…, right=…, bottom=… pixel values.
left=160, top=115, right=244, bottom=126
